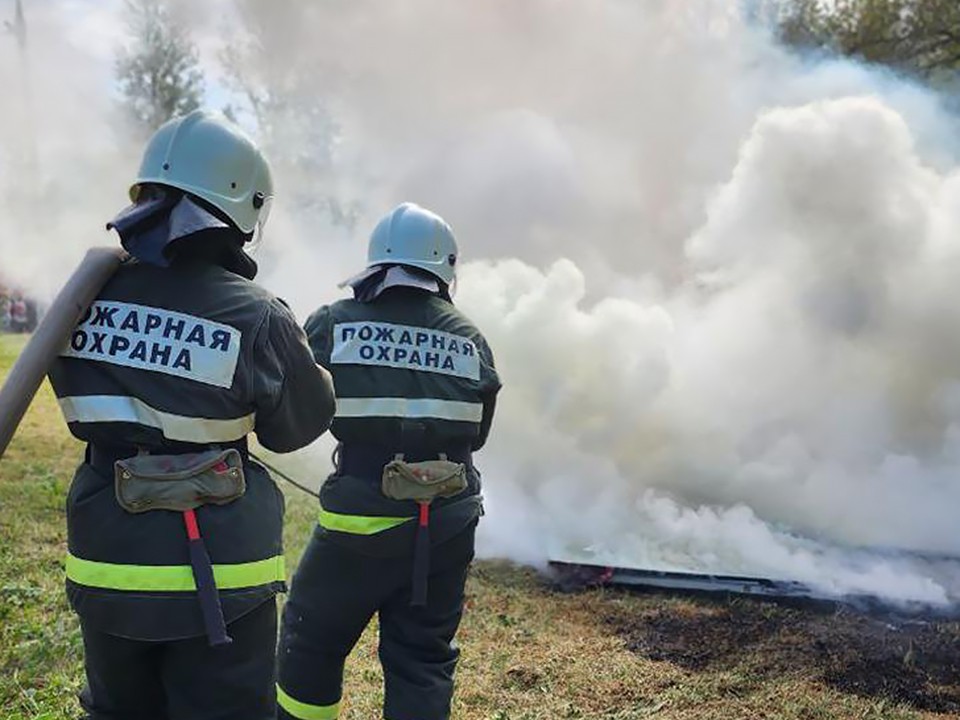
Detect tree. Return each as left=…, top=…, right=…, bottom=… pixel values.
left=220, top=3, right=360, bottom=229
left=776, top=0, right=960, bottom=78
left=116, top=0, right=204, bottom=133
left=776, top=0, right=830, bottom=50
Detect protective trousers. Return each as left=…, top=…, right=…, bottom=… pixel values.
left=78, top=599, right=277, bottom=720
left=277, top=523, right=476, bottom=720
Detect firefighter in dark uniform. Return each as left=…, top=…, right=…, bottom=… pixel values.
left=48, top=111, right=336, bottom=720
left=277, top=203, right=501, bottom=720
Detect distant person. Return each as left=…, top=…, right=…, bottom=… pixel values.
left=277, top=203, right=501, bottom=720
left=10, top=292, right=28, bottom=333
left=24, top=297, right=38, bottom=332
left=47, top=110, right=336, bottom=720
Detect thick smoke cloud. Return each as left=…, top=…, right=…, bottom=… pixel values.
left=457, top=97, right=960, bottom=606
left=3, top=0, right=960, bottom=605
left=236, top=0, right=960, bottom=605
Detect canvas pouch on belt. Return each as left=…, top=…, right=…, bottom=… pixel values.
left=114, top=448, right=246, bottom=514
left=381, top=454, right=468, bottom=502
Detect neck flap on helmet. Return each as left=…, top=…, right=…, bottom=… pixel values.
left=107, top=186, right=258, bottom=279
left=343, top=264, right=447, bottom=303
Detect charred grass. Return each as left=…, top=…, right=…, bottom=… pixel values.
left=445, top=565, right=960, bottom=720
left=605, top=593, right=960, bottom=713
left=1, top=334, right=959, bottom=719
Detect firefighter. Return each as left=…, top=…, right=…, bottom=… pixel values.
left=277, top=203, right=501, bottom=720
left=47, top=110, right=336, bottom=720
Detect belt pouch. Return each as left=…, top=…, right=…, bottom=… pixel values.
left=113, top=448, right=245, bottom=646
left=381, top=454, right=468, bottom=606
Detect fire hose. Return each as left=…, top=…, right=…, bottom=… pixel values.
left=249, top=451, right=321, bottom=499
left=0, top=247, right=127, bottom=458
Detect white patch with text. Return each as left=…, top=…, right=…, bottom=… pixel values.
left=331, top=321, right=480, bottom=381
left=61, top=301, right=241, bottom=388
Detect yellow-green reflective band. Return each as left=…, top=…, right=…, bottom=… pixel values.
left=276, top=685, right=340, bottom=720
left=317, top=506, right=413, bottom=535
left=65, top=552, right=285, bottom=592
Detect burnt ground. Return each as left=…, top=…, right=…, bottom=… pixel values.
left=600, top=591, right=960, bottom=715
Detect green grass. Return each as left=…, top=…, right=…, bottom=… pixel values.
left=1, top=333, right=958, bottom=719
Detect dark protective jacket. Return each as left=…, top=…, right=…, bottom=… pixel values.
left=305, top=286, right=500, bottom=554
left=48, top=257, right=335, bottom=640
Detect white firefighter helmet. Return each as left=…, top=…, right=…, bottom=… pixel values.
left=131, top=110, right=273, bottom=236
left=367, top=203, right=458, bottom=285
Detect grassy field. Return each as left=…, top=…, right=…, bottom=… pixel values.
left=1, top=332, right=958, bottom=719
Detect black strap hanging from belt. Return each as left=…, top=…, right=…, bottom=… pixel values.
left=411, top=501, right=431, bottom=607
left=183, top=508, right=232, bottom=646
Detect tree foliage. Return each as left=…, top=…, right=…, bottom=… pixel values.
left=220, top=2, right=360, bottom=228
left=116, top=0, right=203, bottom=133
left=777, top=0, right=960, bottom=77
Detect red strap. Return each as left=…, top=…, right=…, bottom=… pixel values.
left=418, top=502, right=430, bottom=528
left=183, top=509, right=201, bottom=541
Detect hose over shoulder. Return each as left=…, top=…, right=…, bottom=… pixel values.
left=0, top=247, right=127, bottom=458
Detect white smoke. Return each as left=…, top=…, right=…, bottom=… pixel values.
left=3, top=0, right=960, bottom=606
left=0, top=0, right=140, bottom=296
left=251, top=0, right=960, bottom=607
left=457, top=95, right=960, bottom=606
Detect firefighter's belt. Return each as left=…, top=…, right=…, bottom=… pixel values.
left=115, top=448, right=246, bottom=514
left=381, top=454, right=468, bottom=503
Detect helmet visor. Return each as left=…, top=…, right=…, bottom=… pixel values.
left=248, top=195, right=274, bottom=251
